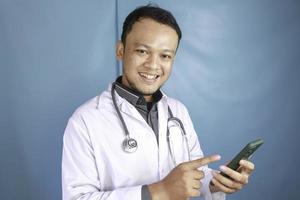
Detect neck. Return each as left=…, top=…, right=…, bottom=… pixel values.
left=121, top=76, right=154, bottom=102
left=144, top=95, right=153, bottom=102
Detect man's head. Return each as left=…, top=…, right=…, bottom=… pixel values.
left=121, top=4, right=182, bottom=47
left=116, top=5, right=181, bottom=102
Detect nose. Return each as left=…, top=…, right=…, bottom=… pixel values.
left=144, top=54, right=160, bottom=70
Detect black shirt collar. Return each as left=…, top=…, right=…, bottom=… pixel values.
left=114, top=76, right=163, bottom=111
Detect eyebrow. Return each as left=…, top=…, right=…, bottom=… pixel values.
left=134, top=42, right=175, bottom=54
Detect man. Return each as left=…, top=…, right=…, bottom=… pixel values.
left=62, top=5, right=254, bottom=200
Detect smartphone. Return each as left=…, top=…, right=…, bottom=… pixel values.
left=220, top=139, right=264, bottom=178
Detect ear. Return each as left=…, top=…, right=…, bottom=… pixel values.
left=116, top=41, right=124, bottom=60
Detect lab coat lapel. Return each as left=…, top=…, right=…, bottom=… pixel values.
left=109, top=83, right=143, bottom=123
left=157, top=96, right=172, bottom=178
left=113, top=90, right=148, bottom=125
left=119, top=101, right=146, bottom=123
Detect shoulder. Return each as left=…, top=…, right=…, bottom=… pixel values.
left=70, top=88, right=112, bottom=121
left=164, top=96, right=190, bottom=117
left=166, top=96, right=188, bottom=111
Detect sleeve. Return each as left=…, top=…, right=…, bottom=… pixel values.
left=180, top=104, right=226, bottom=200
left=141, top=185, right=152, bottom=200
left=62, top=114, right=142, bottom=200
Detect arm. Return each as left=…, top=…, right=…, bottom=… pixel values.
left=148, top=156, right=221, bottom=200
left=181, top=104, right=226, bottom=200
left=62, top=115, right=142, bottom=200
left=182, top=104, right=256, bottom=196
left=146, top=102, right=225, bottom=200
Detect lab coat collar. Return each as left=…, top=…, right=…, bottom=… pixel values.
left=97, top=83, right=168, bottom=121
left=114, top=76, right=164, bottom=112
left=97, top=83, right=168, bottom=107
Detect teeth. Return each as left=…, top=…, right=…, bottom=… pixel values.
left=140, top=73, right=157, bottom=80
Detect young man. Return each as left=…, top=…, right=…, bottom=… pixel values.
left=62, top=5, right=254, bottom=200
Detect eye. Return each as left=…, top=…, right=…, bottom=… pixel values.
left=136, top=49, right=148, bottom=55
left=161, top=54, right=172, bottom=60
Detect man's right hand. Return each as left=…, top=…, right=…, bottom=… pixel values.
left=148, top=155, right=221, bottom=200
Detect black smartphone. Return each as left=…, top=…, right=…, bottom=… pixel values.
left=220, top=139, right=264, bottom=178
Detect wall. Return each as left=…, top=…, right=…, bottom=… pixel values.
left=1, top=0, right=299, bottom=199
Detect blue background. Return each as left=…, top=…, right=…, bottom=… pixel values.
left=1, top=0, right=299, bottom=199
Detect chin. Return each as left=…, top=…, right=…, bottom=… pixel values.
left=129, top=79, right=161, bottom=95
left=135, top=86, right=158, bottom=95
left=143, top=88, right=160, bottom=95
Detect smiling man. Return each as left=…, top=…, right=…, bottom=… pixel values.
left=62, top=4, right=255, bottom=200
left=116, top=17, right=177, bottom=101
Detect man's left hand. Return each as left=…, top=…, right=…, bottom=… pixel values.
left=209, top=159, right=255, bottom=194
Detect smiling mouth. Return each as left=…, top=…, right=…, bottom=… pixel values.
left=139, top=72, right=159, bottom=80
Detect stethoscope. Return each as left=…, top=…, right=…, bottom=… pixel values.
left=111, top=83, right=191, bottom=165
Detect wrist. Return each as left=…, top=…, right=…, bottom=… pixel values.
left=148, top=181, right=169, bottom=200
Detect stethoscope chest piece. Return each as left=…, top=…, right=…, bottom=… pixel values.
left=123, top=137, right=138, bottom=153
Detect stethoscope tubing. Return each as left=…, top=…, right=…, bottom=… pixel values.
left=111, top=83, right=130, bottom=138
left=111, top=82, right=190, bottom=164
left=167, top=116, right=191, bottom=165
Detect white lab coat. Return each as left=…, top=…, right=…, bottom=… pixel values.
left=62, top=84, right=225, bottom=200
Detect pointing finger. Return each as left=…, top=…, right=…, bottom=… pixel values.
left=184, top=155, right=221, bottom=169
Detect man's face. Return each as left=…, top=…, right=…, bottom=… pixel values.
left=116, top=18, right=179, bottom=101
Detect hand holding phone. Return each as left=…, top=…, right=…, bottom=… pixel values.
left=220, top=139, right=263, bottom=178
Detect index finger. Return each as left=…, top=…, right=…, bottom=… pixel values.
left=185, top=154, right=221, bottom=169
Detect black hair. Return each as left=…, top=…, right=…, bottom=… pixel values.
left=121, top=4, right=182, bottom=46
